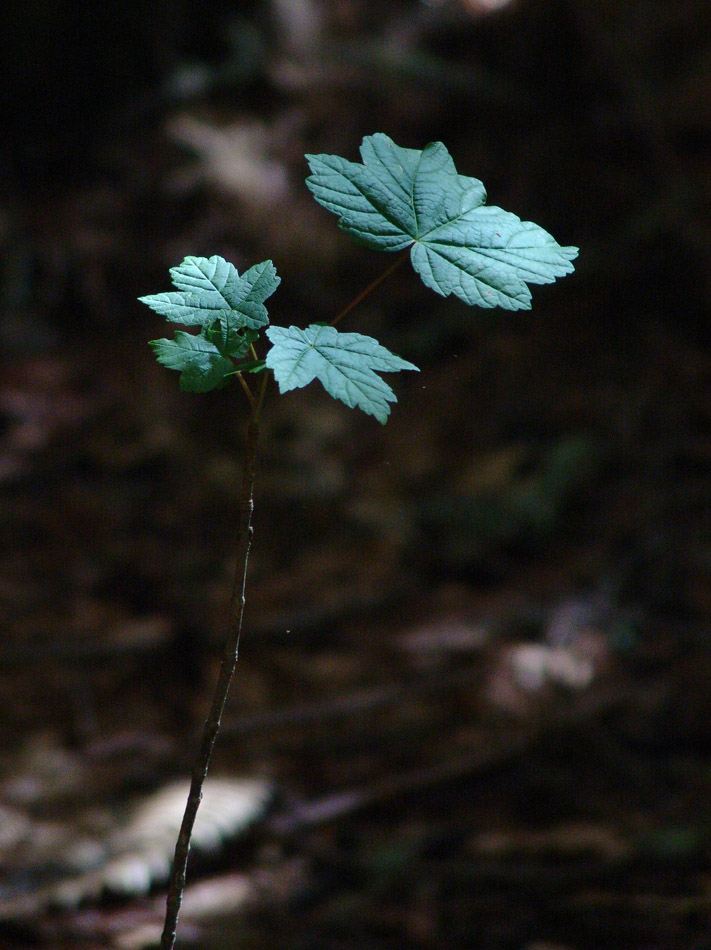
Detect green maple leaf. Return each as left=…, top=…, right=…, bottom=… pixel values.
left=265, top=324, right=419, bottom=423
left=150, top=332, right=234, bottom=392
left=306, top=133, right=578, bottom=310
left=142, top=256, right=279, bottom=392
left=139, top=256, right=280, bottom=329
left=203, top=322, right=259, bottom=359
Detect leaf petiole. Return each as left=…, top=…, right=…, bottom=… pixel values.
left=330, top=250, right=409, bottom=327
left=234, top=372, right=256, bottom=409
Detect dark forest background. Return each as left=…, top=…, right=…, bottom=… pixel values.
left=1, top=1, right=711, bottom=948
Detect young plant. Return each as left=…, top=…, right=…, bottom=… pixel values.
left=139, top=133, right=578, bottom=949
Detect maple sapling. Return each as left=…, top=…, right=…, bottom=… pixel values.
left=140, top=133, right=578, bottom=949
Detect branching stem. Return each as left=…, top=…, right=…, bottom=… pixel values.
left=159, top=245, right=411, bottom=950
left=160, top=247, right=406, bottom=945
left=160, top=399, right=263, bottom=950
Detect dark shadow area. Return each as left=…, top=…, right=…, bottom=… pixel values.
left=1, top=1, right=710, bottom=947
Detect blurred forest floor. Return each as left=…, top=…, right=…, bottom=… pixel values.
left=1, top=0, right=711, bottom=947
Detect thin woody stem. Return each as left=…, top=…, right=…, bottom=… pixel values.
left=330, top=251, right=409, bottom=327
left=160, top=408, right=261, bottom=950
left=159, top=247, right=403, bottom=948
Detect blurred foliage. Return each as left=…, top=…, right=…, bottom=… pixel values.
left=2, top=4, right=711, bottom=946
left=418, top=434, right=604, bottom=574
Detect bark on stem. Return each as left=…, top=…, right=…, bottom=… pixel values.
left=160, top=417, right=260, bottom=950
